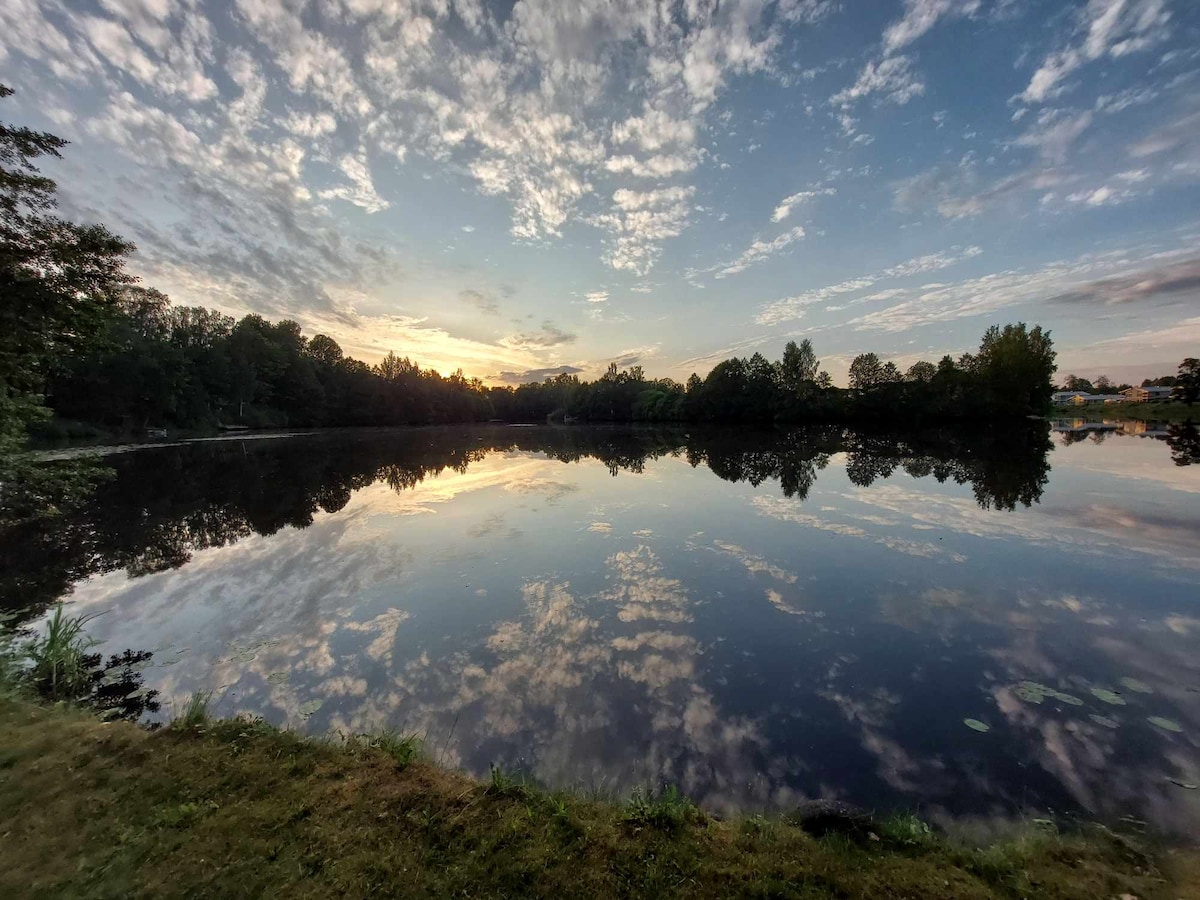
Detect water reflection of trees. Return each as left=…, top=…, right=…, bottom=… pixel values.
left=1, top=424, right=1052, bottom=620
left=1166, top=421, right=1200, bottom=466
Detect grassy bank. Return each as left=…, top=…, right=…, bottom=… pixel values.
left=1051, top=401, right=1198, bottom=423
left=1, top=697, right=1197, bottom=899
left=2, top=609, right=1197, bottom=898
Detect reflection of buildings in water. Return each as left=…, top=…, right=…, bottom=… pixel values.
left=1052, top=418, right=1171, bottom=440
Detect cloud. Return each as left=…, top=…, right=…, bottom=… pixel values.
left=882, top=0, right=981, bottom=55
left=1063, top=184, right=1133, bottom=206
left=593, top=186, right=695, bottom=275
left=690, top=225, right=808, bottom=281
left=755, top=246, right=982, bottom=325
left=831, top=54, right=925, bottom=107
left=1019, top=0, right=1172, bottom=104
left=1012, top=109, right=1094, bottom=164
left=491, top=365, right=585, bottom=385
left=1, top=0, right=840, bottom=312
left=585, top=290, right=609, bottom=303
left=847, top=243, right=1198, bottom=333
left=770, top=186, right=836, bottom=222
left=1047, top=255, right=1200, bottom=306
left=500, top=321, right=578, bottom=351
left=603, top=151, right=701, bottom=178
left=830, top=0, right=982, bottom=111
left=318, top=151, right=390, bottom=213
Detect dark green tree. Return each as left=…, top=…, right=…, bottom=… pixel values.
left=1174, top=358, right=1199, bottom=406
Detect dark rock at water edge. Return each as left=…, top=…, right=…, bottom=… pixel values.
left=787, top=800, right=881, bottom=841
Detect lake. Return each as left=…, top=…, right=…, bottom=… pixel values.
left=6, top=422, right=1200, bottom=834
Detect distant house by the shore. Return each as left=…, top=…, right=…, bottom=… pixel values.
left=1120, top=385, right=1174, bottom=402
left=1051, top=391, right=1127, bottom=405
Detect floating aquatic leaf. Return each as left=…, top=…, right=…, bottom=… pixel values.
left=963, top=718, right=990, bottom=733
left=1148, top=716, right=1182, bottom=733
left=267, top=672, right=289, bottom=685
left=227, top=651, right=256, bottom=663
left=1012, top=682, right=1083, bottom=706
left=1090, top=687, right=1126, bottom=706
left=1168, top=778, right=1198, bottom=790
left=1119, top=677, right=1153, bottom=694
left=1089, top=714, right=1119, bottom=729
left=1014, top=682, right=1048, bottom=704
left=298, top=699, right=323, bottom=719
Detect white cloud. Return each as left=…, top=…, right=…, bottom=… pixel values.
left=846, top=243, right=1194, bottom=333
left=1019, top=0, right=1172, bottom=105
left=603, top=152, right=700, bottom=179
left=691, top=225, right=809, bottom=281
left=831, top=54, right=925, bottom=107
left=593, top=186, right=695, bottom=276
left=1065, top=185, right=1130, bottom=206
left=755, top=246, right=982, bottom=325
left=585, top=290, right=609, bottom=303
left=831, top=0, right=980, bottom=109
left=771, top=186, right=836, bottom=222
left=281, top=110, right=338, bottom=138
left=882, top=0, right=981, bottom=55
left=318, top=151, right=390, bottom=213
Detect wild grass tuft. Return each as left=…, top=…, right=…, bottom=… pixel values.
left=365, top=729, right=423, bottom=769
left=25, top=604, right=99, bottom=701
left=879, top=812, right=936, bottom=848
left=623, top=785, right=698, bottom=832
left=488, top=763, right=530, bottom=798
left=174, top=690, right=214, bottom=730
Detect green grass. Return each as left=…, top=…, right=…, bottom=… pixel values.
left=23, top=603, right=99, bottom=701
left=0, top=698, right=1195, bottom=899
left=624, top=784, right=699, bottom=832
left=488, top=761, right=532, bottom=798
left=360, top=729, right=423, bottom=769
left=172, top=690, right=214, bottom=730
left=1052, top=401, right=1197, bottom=423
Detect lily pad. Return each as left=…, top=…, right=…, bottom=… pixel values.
left=267, top=672, right=289, bottom=685
left=963, top=718, right=990, bottom=733
left=1012, top=681, right=1083, bottom=707
left=1119, top=677, right=1153, bottom=694
left=1148, top=716, right=1183, bottom=733
left=1089, top=714, right=1119, bottom=729
left=298, top=699, right=323, bottom=719
left=1090, top=687, right=1126, bottom=706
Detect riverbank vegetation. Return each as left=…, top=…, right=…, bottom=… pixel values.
left=0, top=610, right=1193, bottom=900
left=6, top=697, right=1194, bottom=900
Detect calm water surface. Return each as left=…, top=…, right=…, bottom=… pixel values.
left=7, top=424, right=1200, bottom=833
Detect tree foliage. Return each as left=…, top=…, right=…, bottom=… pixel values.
left=1174, top=358, right=1200, bottom=406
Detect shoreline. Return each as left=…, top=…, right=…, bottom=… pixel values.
left=1, top=694, right=1196, bottom=898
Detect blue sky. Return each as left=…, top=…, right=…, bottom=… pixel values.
left=2, top=0, right=1197, bottom=384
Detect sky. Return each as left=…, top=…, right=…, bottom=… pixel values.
left=1, top=0, right=1198, bottom=386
